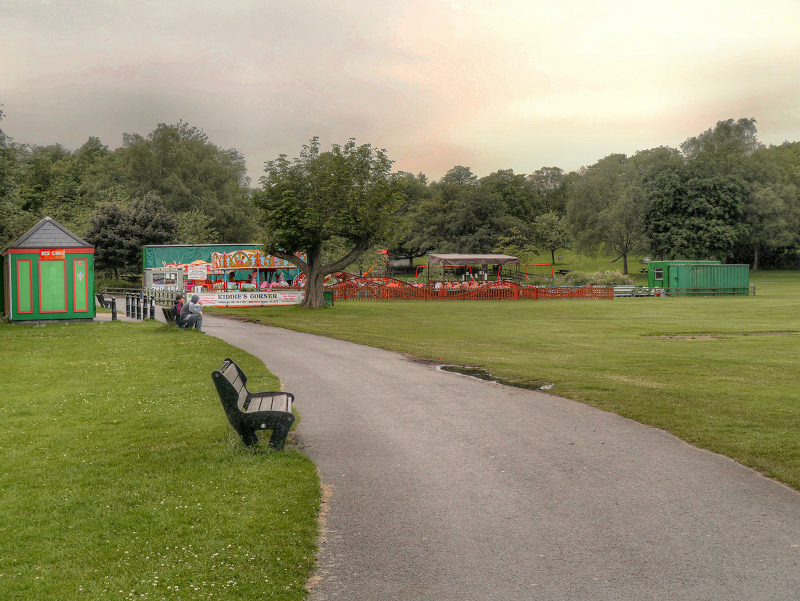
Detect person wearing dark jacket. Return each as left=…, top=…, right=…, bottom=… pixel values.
left=180, top=294, right=203, bottom=331
left=173, top=294, right=186, bottom=328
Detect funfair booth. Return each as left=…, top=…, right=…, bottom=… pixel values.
left=142, top=244, right=305, bottom=307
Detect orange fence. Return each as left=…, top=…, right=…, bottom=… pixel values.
left=328, top=277, right=613, bottom=301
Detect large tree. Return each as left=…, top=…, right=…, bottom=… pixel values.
left=531, top=211, right=571, bottom=264
left=680, top=118, right=763, bottom=176
left=86, top=192, right=177, bottom=278
left=254, top=138, right=405, bottom=308
left=526, top=166, right=568, bottom=215
left=566, top=154, right=647, bottom=274
left=405, top=166, right=531, bottom=256
left=83, top=122, right=256, bottom=242
left=643, top=161, right=749, bottom=261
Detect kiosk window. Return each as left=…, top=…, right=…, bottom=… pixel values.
left=654, top=268, right=663, bottom=280
left=153, top=272, right=178, bottom=285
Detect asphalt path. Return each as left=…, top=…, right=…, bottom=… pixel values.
left=201, top=314, right=800, bottom=600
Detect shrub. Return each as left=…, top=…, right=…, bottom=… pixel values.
left=566, top=270, right=634, bottom=286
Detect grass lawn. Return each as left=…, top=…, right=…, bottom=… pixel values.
left=0, top=320, right=320, bottom=600
left=207, top=270, right=800, bottom=491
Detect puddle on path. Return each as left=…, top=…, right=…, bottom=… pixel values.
left=438, top=365, right=554, bottom=391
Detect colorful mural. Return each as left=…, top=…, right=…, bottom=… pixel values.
left=211, top=250, right=305, bottom=270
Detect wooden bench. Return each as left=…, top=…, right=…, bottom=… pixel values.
left=211, top=358, right=295, bottom=449
left=613, top=285, right=636, bottom=297
left=162, top=306, right=186, bottom=328
left=95, top=293, right=112, bottom=308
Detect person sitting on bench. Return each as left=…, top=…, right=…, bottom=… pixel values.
left=173, top=294, right=186, bottom=328
left=180, top=294, right=204, bottom=331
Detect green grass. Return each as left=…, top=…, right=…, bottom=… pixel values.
left=0, top=320, right=320, bottom=600
left=207, top=270, right=800, bottom=490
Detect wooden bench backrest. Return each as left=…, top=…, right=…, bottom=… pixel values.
left=219, top=360, right=249, bottom=411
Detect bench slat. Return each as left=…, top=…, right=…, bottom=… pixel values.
left=246, top=393, right=292, bottom=413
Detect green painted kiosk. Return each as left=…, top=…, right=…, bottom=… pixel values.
left=1, top=217, right=96, bottom=324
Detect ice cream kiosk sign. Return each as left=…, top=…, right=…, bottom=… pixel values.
left=39, top=249, right=65, bottom=260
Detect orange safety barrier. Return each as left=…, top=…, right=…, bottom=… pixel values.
left=327, top=277, right=613, bottom=301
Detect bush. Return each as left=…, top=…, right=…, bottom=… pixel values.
left=566, top=270, right=634, bottom=286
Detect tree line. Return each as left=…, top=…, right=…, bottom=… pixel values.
left=2, top=113, right=799, bottom=281
left=0, top=117, right=258, bottom=276
left=388, top=118, right=800, bottom=274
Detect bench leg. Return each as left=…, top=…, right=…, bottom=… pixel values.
left=238, top=428, right=260, bottom=448
left=267, top=415, right=295, bottom=450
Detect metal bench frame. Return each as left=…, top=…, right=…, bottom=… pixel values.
left=211, top=358, right=295, bottom=449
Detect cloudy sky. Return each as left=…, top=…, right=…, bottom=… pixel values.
left=2, top=0, right=799, bottom=183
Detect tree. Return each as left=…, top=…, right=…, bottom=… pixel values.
left=86, top=193, right=177, bottom=278
left=642, top=119, right=765, bottom=263
left=479, top=169, right=535, bottom=223
left=680, top=118, right=763, bottom=175
left=83, top=122, right=257, bottom=242
left=531, top=211, right=571, bottom=264
left=566, top=154, right=647, bottom=274
left=174, top=209, right=220, bottom=244
left=643, top=161, right=749, bottom=261
left=745, top=182, right=800, bottom=269
left=440, top=165, right=478, bottom=186
left=0, top=120, right=40, bottom=249
left=737, top=142, right=800, bottom=268
left=254, top=138, right=405, bottom=308
left=84, top=202, right=131, bottom=279
left=526, top=166, right=568, bottom=215
left=492, top=226, right=539, bottom=266
left=386, top=171, right=432, bottom=263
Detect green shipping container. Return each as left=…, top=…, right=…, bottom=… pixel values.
left=647, top=261, right=750, bottom=296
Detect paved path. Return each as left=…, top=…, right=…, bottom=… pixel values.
left=200, top=314, right=799, bottom=599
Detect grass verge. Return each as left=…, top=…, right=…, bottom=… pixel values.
left=207, top=270, right=800, bottom=490
left=0, top=320, right=320, bottom=600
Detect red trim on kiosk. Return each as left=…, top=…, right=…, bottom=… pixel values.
left=16, top=259, right=33, bottom=314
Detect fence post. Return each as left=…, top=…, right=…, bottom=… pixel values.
left=125, top=292, right=130, bottom=317
left=135, top=294, right=142, bottom=320
left=111, top=297, right=118, bottom=321
left=149, top=295, right=155, bottom=320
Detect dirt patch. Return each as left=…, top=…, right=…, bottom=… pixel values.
left=651, top=331, right=798, bottom=341
left=402, top=353, right=446, bottom=366
left=653, top=334, right=721, bottom=341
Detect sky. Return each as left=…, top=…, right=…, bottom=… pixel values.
left=2, top=0, right=800, bottom=184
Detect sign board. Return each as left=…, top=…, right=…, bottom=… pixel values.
left=195, top=290, right=305, bottom=308
left=187, top=267, right=207, bottom=280
left=40, top=249, right=65, bottom=260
